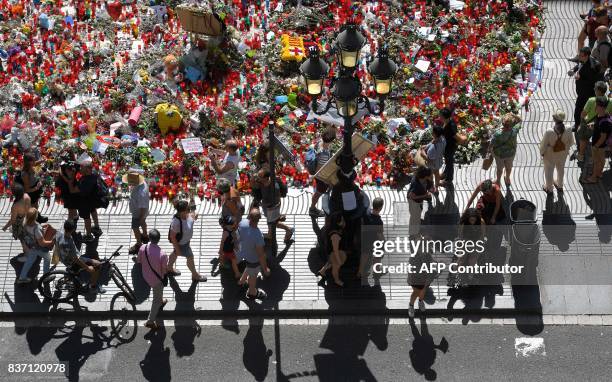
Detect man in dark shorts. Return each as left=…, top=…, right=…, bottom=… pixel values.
left=309, top=127, right=336, bottom=218
left=74, top=155, right=103, bottom=242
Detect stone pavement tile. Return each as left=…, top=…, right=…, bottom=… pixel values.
left=565, top=315, right=578, bottom=325
left=551, top=315, right=566, bottom=325
left=602, top=316, right=612, bottom=326
left=578, top=315, right=603, bottom=326
left=583, top=257, right=612, bottom=285
left=538, top=256, right=586, bottom=285
left=540, top=284, right=568, bottom=315
left=586, top=285, right=612, bottom=315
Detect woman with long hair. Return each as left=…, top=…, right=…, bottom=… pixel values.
left=2, top=183, right=31, bottom=259
left=16, top=208, right=54, bottom=284
left=20, top=153, right=48, bottom=223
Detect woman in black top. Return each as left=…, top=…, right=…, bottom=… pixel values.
left=440, top=108, right=458, bottom=187
left=55, top=162, right=80, bottom=226
left=20, top=153, right=47, bottom=223
left=317, top=213, right=347, bottom=287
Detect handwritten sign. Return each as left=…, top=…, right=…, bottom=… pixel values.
left=315, top=133, right=374, bottom=186
left=181, top=138, right=204, bottom=154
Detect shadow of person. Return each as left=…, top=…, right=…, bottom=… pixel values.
left=409, top=316, right=448, bottom=381
left=422, top=188, right=460, bottom=240
left=313, top=285, right=388, bottom=381
left=140, top=326, right=171, bottom=382
left=131, top=262, right=151, bottom=304
left=4, top=291, right=57, bottom=354
left=54, top=323, right=106, bottom=382
left=169, top=278, right=201, bottom=357
left=582, top=181, right=612, bottom=243
left=243, top=316, right=273, bottom=382
left=542, top=192, right=576, bottom=252
left=219, top=264, right=245, bottom=334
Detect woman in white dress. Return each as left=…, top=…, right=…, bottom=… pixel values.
left=539, top=110, right=575, bottom=193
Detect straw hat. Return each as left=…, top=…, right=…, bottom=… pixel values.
left=552, top=110, right=565, bottom=123
left=122, top=168, right=145, bottom=186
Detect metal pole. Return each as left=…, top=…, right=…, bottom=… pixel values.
left=340, top=106, right=354, bottom=178
left=268, top=120, right=277, bottom=252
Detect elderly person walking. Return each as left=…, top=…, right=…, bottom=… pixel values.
left=137, top=229, right=168, bottom=331
left=540, top=111, right=575, bottom=193
left=490, top=113, right=522, bottom=188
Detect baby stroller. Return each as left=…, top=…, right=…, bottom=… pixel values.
left=509, top=199, right=540, bottom=284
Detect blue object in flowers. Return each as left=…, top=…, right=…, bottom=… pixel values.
left=423, top=97, right=431, bottom=106
left=39, top=14, right=49, bottom=29
left=65, top=15, right=74, bottom=26
left=185, top=66, right=202, bottom=83
left=275, top=95, right=288, bottom=104
left=0, top=49, right=7, bottom=61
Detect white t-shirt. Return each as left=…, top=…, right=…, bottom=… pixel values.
left=129, top=182, right=150, bottom=215
left=170, top=216, right=194, bottom=245
left=217, top=153, right=240, bottom=185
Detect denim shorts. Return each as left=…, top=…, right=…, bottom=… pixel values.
left=131, top=215, right=146, bottom=230
left=177, top=243, right=193, bottom=258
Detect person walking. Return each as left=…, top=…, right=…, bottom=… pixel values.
left=408, top=248, right=435, bottom=318
left=124, top=169, right=150, bottom=255
left=570, top=46, right=604, bottom=132
left=357, top=197, right=385, bottom=282
left=252, top=169, right=294, bottom=244
left=440, top=108, right=458, bottom=187
left=237, top=208, right=270, bottom=300
left=18, top=152, right=48, bottom=223
left=167, top=200, right=207, bottom=282
left=2, top=183, right=31, bottom=260
left=490, top=113, right=522, bottom=188
left=407, top=166, right=434, bottom=239
left=583, top=96, right=612, bottom=184
left=590, top=25, right=611, bottom=72
left=218, top=178, right=244, bottom=224
left=137, top=229, right=168, bottom=331
left=16, top=208, right=54, bottom=284
left=216, top=215, right=241, bottom=280
left=540, top=110, right=575, bottom=193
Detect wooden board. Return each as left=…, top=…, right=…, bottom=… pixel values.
left=314, top=133, right=374, bottom=186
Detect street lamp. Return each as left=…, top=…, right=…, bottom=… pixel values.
left=335, top=24, right=366, bottom=69
left=299, top=46, right=329, bottom=97
left=368, top=46, right=398, bottom=97
left=299, top=24, right=397, bottom=181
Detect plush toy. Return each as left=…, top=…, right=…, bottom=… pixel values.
left=155, top=103, right=182, bottom=136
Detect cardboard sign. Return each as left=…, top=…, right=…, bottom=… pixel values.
left=181, top=138, right=204, bottom=154
left=314, top=133, right=374, bottom=186
left=271, top=135, right=296, bottom=165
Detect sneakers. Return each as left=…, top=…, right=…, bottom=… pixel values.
left=418, top=299, right=426, bottom=312
left=309, top=207, right=325, bottom=218
left=128, top=244, right=141, bottom=255
left=90, top=285, right=107, bottom=294
left=92, top=226, right=103, bottom=238
left=409, top=305, right=415, bottom=318
left=246, top=289, right=267, bottom=300
left=192, top=274, right=207, bottom=283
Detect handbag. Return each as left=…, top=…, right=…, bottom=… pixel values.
left=51, top=244, right=60, bottom=265
left=167, top=215, right=183, bottom=243
left=144, top=245, right=168, bottom=287
left=482, top=152, right=494, bottom=171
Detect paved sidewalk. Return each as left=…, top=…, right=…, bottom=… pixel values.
left=1, top=0, right=611, bottom=317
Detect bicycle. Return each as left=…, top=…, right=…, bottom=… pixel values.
left=37, top=245, right=137, bottom=339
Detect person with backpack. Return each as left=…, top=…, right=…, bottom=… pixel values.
left=73, top=154, right=104, bottom=242
left=16, top=208, right=54, bottom=284
left=583, top=96, right=612, bottom=184
left=1, top=183, right=31, bottom=259
left=590, top=25, right=611, bottom=72
left=166, top=200, right=207, bottom=282
left=136, top=229, right=168, bottom=331
left=307, top=126, right=336, bottom=218
left=540, top=110, right=575, bottom=194
left=252, top=169, right=294, bottom=245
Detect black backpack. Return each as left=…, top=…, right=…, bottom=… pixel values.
left=95, top=175, right=110, bottom=209
left=167, top=215, right=183, bottom=243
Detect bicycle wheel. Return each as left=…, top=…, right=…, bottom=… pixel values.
left=111, top=264, right=136, bottom=300
left=110, top=292, right=137, bottom=344
left=38, top=271, right=79, bottom=303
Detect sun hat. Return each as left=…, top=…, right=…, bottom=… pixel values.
left=121, top=168, right=145, bottom=186
left=552, top=110, right=565, bottom=123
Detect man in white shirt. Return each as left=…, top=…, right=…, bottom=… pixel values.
left=123, top=170, right=150, bottom=255
left=211, top=139, right=241, bottom=186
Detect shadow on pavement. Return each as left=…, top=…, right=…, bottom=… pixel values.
left=409, top=316, right=449, bottom=381
left=140, top=326, right=172, bottom=382
left=542, top=193, right=576, bottom=252
left=168, top=278, right=201, bottom=358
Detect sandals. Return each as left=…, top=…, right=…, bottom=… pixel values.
left=192, top=274, right=207, bottom=283
left=167, top=269, right=181, bottom=276
left=246, top=289, right=267, bottom=300
left=284, top=228, right=295, bottom=244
